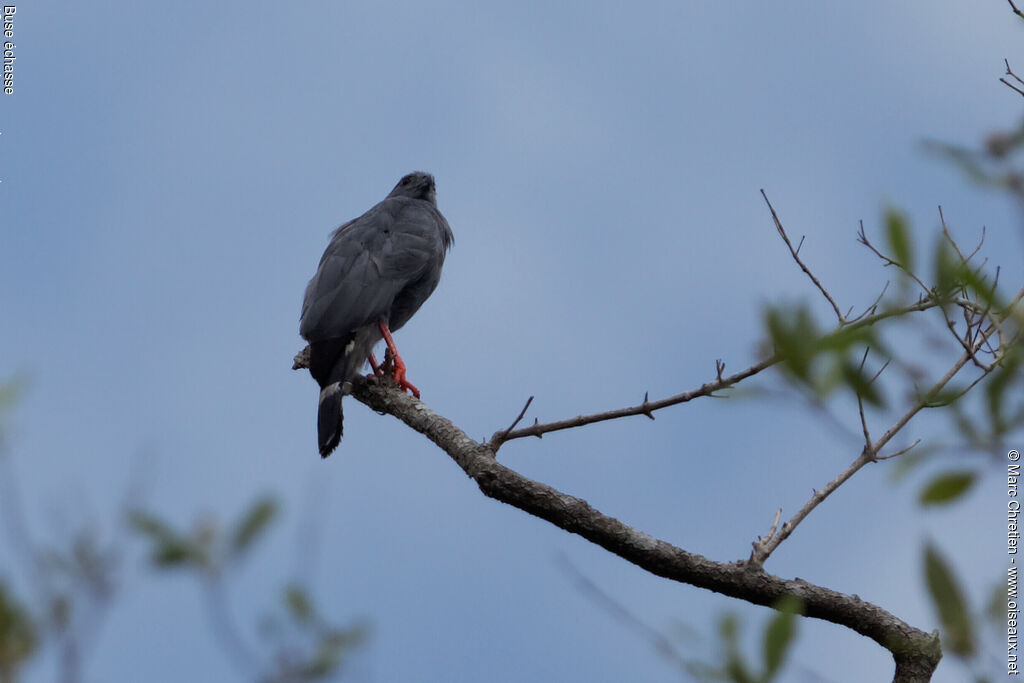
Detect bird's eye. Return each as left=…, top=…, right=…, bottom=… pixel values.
left=400, top=176, right=412, bottom=185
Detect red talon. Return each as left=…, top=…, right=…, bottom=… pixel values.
left=378, top=320, right=420, bottom=398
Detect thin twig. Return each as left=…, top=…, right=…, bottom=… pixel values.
left=856, top=349, right=873, bottom=448
left=857, top=393, right=871, bottom=448
left=938, top=206, right=966, bottom=262
left=848, top=281, right=890, bottom=324
left=491, top=396, right=535, bottom=451
left=752, top=508, right=783, bottom=550
left=1000, top=73, right=1024, bottom=97
left=857, top=222, right=931, bottom=294
left=876, top=439, right=921, bottom=461
left=761, top=190, right=845, bottom=323
left=1007, top=58, right=1024, bottom=84
left=1003, top=58, right=1024, bottom=95
left=493, top=357, right=775, bottom=445
left=870, top=359, right=891, bottom=385
left=967, top=225, right=986, bottom=262
left=938, top=207, right=987, bottom=266
left=1006, top=58, right=1024, bottom=96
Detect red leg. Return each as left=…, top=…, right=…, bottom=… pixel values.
left=377, top=320, right=420, bottom=398
left=366, top=352, right=383, bottom=379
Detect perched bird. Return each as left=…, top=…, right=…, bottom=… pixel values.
left=300, top=172, right=454, bottom=457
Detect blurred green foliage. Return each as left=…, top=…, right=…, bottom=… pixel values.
left=128, top=496, right=366, bottom=682
left=0, top=582, right=35, bottom=683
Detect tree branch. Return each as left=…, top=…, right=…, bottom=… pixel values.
left=339, top=378, right=941, bottom=681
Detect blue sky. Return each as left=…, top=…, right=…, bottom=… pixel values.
left=2, top=2, right=1022, bottom=681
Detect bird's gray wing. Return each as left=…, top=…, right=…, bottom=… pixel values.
left=299, top=198, right=445, bottom=342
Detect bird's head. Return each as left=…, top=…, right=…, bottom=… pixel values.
left=388, top=171, right=437, bottom=204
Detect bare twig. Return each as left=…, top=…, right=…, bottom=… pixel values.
left=1007, top=58, right=1024, bottom=84
left=751, top=508, right=783, bottom=553
left=749, top=445, right=875, bottom=569
left=877, top=439, right=922, bottom=461
left=491, top=396, right=534, bottom=451
left=857, top=222, right=931, bottom=293
left=1000, top=76, right=1024, bottom=97
left=938, top=206, right=965, bottom=262
left=857, top=393, right=871, bottom=446
left=490, top=357, right=775, bottom=446
left=483, top=300, right=935, bottom=445
left=1005, top=59, right=1024, bottom=96
left=856, top=349, right=873, bottom=447
left=937, top=207, right=986, bottom=265
left=849, top=281, right=890, bottom=323
left=761, top=190, right=845, bottom=323
left=966, top=225, right=986, bottom=263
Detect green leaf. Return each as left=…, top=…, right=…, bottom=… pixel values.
left=923, top=542, right=975, bottom=657
left=284, top=584, right=315, bottom=625
left=762, top=597, right=801, bottom=680
left=127, top=510, right=202, bottom=568
left=0, top=375, right=26, bottom=415
left=817, top=324, right=880, bottom=355
left=152, top=541, right=200, bottom=567
left=919, top=471, right=977, bottom=506
left=764, top=305, right=821, bottom=383
left=884, top=208, right=914, bottom=273
left=931, top=240, right=961, bottom=304
left=0, top=581, right=37, bottom=675
left=959, top=264, right=1002, bottom=310
left=718, top=614, right=756, bottom=683
left=987, top=581, right=1006, bottom=623
left=231, top=496, right=277, bottom=555
left=985, top=347, right=1023, bottom=437
left=920, top=384, right=967, bottom=408
left=127, top=510, right=179, bottom=544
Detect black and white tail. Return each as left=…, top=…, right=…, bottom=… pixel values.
left=317, top=382, right=343, bottom=457
left=307, top=337, right=352, bottom=458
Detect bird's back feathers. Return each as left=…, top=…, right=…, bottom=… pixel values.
left=299, top=172, right=453, bottom=456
